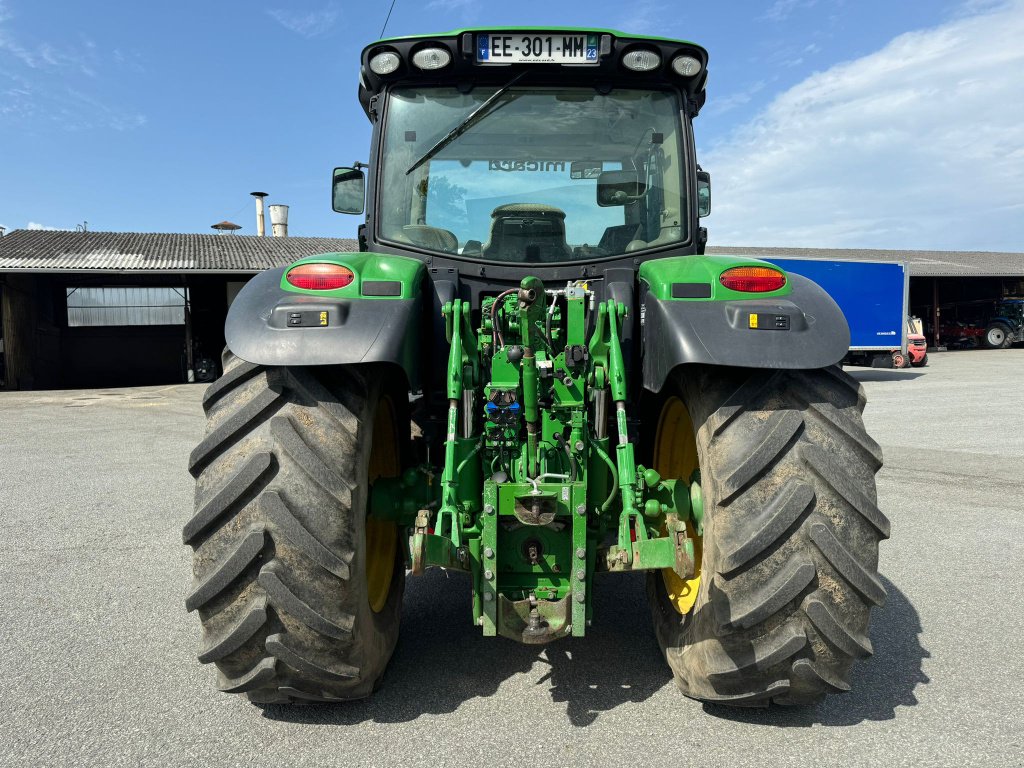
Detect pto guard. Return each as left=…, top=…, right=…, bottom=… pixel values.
left=224, top=263, right=424, bottom=389
left=642, top=273, right=850, bottom=392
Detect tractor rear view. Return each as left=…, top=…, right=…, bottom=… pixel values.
left=184, top=28, right=888, bottom=708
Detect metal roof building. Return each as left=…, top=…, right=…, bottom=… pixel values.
left=1, top=229, right=1021, bottom=390
left=0, top=230, right=358, bottom=390
left=0, top=230, right=356, bottom=273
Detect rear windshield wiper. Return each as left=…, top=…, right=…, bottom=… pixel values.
left=405, top=71, right=528, bottom=176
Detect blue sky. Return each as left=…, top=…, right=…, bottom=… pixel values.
left=1, top=0, right=1021, bottom=250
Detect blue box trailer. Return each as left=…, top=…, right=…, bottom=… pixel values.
left=763, top=258, right=909, bottom=366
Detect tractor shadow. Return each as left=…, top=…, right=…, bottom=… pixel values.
left=258, top=569, right=671, bottom=727
left=847, top=370, right=926, bottom=383
left=259, top=573, right=925, bottom=728
left=702, top=575, right=929, bottom=726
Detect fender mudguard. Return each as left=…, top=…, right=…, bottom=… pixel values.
left=225, top=254, right=425, bottom=389
left=641, top=272, right=850, bottom=392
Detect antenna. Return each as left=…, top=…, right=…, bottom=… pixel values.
left=379, top=0, right=397, bottom=38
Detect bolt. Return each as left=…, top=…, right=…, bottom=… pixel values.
left=574, top=592, right=586, bottom=603
left=574, top=440, right=584, bottom=451
left=575, top=547, right=586, bottom=559
left=484, top=504, right=495, bottom=516
left=575, top=504, right=586, bottom=516
left=484, top=547, right=495, bottom=559
left=484, top=592, right=493, bottom=602
left=576, top=569, right=586, bottom=581
left=563, top=375, right=572, bottom=386
left=484, top=569, right=494, bottom=580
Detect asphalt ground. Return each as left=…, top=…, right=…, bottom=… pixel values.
left=1, top=349, right=1022, bottom=767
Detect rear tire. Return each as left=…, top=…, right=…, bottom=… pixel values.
left=184, top=352, right=406, bottom=703
left=911, top=353, right=928, bottom=368
left=648, top=366, right=888, bottom=706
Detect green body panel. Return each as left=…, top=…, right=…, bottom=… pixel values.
left=638, top=253, right=793, bottom=301
left=279, top=251, right=425, bottom=300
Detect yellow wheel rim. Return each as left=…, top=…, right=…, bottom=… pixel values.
left=366, top=395, right=399, bottom=613
left=653, top=397, right=703, bottom=615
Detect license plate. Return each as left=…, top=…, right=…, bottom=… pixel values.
left=476, top=33, right=599, bottom=65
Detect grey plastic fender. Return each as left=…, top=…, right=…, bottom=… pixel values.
left=225, top=266, right=422, bottom=389
left=642, top=273, right=850, bottom=392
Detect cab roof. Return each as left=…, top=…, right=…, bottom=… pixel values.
left=357, top=27, right=708, bottom=119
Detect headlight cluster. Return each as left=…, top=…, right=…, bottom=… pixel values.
left=621, top=47, right=703, bottom=77
left=369, top=47, right=451, bottom=75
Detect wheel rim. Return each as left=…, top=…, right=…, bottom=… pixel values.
left=366, top=395, right=399, bottom=613
left=653, top=397, right=703, bottom=615
left=989, top=328, right=1005, bottom=345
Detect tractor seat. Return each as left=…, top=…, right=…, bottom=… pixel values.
left=396, top=224, right=459, bottom=254
left=481, top=204, right=572, bottom=262
left=624, top=225, right=683, bottom=253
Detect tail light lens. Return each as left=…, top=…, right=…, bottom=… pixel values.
left=720, top=266, right=786, bottom=293
left=286, top=263, right=354, bottom=291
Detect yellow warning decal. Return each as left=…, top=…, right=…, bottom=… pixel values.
left=319, top=311, right=328, bottom=326
left=748, top=313, right=759, bottom=329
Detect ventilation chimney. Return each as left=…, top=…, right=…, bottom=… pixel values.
left=251, top=192, right=268, bottom=237
left=269, top=204, right=289, bottom=237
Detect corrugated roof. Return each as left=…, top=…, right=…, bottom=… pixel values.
left=0, top=229, right=1019, bottom=277
left=0, top=230, right=357, bottom=273
left=706, top=245, right=1024, bottom=277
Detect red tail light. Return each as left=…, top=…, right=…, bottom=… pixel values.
left=720, top=266, right=786, bottom=293
left=286, top=263, right=354, bottom=290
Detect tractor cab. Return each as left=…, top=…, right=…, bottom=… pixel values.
left=333, top=29, right=710, bottom=283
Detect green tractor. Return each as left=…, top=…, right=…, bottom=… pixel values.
left=185, top=28, right=888, bottom=707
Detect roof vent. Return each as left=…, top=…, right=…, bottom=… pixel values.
left=211, top=220, right=242, bottom=235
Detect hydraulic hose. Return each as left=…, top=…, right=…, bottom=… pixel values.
left=591, top=437, right=619, bottom=513
left=490, top=288, right=518, bottom=349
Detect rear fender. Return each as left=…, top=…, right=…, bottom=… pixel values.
left=639, top=255, right=850, bottom=392
left=225, top=252, right=426, bottom=389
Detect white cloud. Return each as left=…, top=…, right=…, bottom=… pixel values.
left=702, top=0, right=1024, bottom=250
left=27, top=221, right=60, bottom=230
left=266, top=4, right=340, bottom=38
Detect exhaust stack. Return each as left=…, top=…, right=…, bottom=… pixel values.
left=250, top=192, right=268, bottom=237
left=269, top=204, right=289, bottom=237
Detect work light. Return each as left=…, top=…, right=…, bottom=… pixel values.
left=671, top=55, right=702, bottom=76
left=369, top=51, right=401, bottom=75
left=622, top=48, right=661, bottom=72
left=412, top=47, right=451, bottom=70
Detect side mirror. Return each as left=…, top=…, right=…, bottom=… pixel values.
left=332, top=167, right=366, bottom=214
left=596, top=170, right=646, bottom=207
left=696, top=170, right=711, bottom=218
left=570, top=161, right=603, bottom=180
